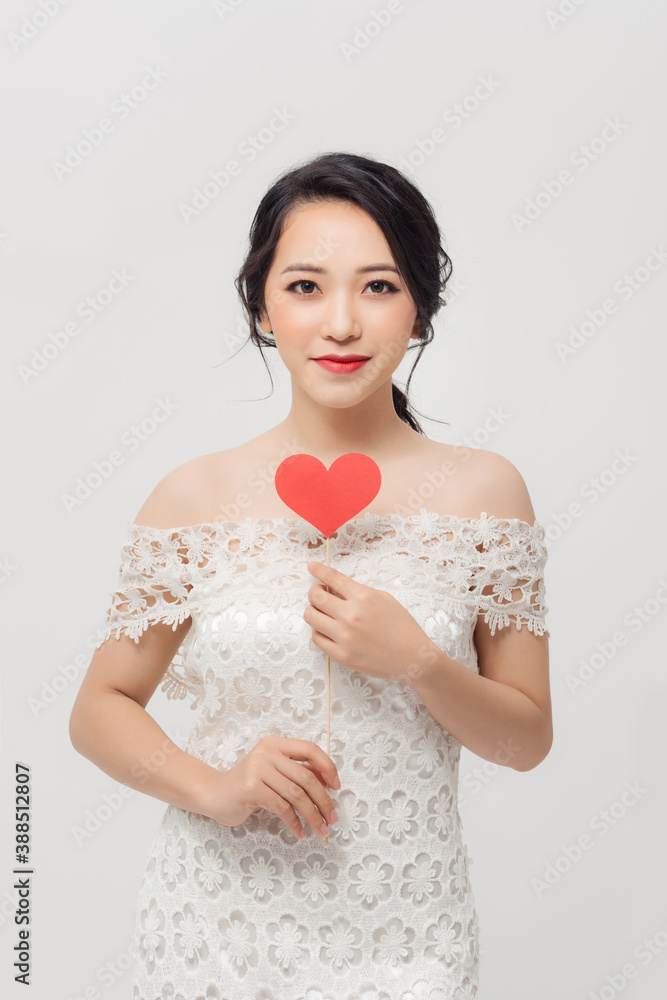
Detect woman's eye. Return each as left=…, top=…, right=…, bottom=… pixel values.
left=288, top=280, right=317, bottom=294
left=368, top=280, right=398, bottom=294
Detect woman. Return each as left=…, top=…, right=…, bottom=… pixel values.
left=70, top=151, right=552, bottom=1000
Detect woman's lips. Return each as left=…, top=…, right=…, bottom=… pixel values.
left=313, top=358, right=369, bottom=373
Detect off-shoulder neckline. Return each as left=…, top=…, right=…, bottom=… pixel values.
left=128, top=507, right=545, bottom=535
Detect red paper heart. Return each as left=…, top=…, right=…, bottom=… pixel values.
left=275, top=453, right=382, bottom=537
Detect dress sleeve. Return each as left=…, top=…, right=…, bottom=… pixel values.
left=469, top=513, right=550, bottom=638
left=94, top=521, right=196, bottom=700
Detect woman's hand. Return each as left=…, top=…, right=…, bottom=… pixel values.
left=201, top=735, right=340, bottom=840
left=304, top=560, right=439, bottom=684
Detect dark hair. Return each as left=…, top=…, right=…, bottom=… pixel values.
left=232, top=151, right=453, bottom=433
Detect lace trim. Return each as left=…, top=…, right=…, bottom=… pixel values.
left=95, top=508, right=549, bottom=700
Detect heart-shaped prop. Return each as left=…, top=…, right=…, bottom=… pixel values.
left=274, top=453, right=382, bottom=537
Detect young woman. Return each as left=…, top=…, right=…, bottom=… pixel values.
left=70, top=151, right=551, bottom=1000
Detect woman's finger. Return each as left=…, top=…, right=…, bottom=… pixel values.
left=307, top=561, right=354, bottom=600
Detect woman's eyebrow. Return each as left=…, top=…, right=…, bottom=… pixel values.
left=279, top=262, right=400, bottom=275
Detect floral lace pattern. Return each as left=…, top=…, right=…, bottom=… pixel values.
left=95, top=508, right=548, bottom=999
left=96, top=509, right=549, bottom=702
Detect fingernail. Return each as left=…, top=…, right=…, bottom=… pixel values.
left=320, top=822, right=328, bottom=836
left=329, top=810, right=339, bottom=824
left=331, top=776, right=341, bottom=789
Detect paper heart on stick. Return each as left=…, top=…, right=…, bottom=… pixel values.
left=274, top=453, right=382, bottom=537
left=274, top=451, right=381, bottom=849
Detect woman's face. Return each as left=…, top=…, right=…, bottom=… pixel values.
left=259, top=200, right=419, bottom=410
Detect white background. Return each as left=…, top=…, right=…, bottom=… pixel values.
left=2, top=1, right=666, bottom=998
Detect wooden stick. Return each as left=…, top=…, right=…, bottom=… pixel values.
left=325, top=534, right=330, bottom=849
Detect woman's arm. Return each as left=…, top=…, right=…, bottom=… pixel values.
left=69, top=618, right=220, bottom=814
left=408, top=450, right=553, bottom=772
left=406, top=629, right=551, bottom=771
left=70, top=614, right=343, bottom=839
left=69, top=461, right=226, bottom=814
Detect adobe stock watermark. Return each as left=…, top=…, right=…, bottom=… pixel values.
left=51, top=67, right=168, bottom=180
left=220, top=232, right=343, bottom=358
left=212, top=0, right=247, bottom=18
left=178, top=107, right=295, bottom=224
left=71, top=733, right=188, bottom=846
left=442, top=271, right=468, bottom=306
left=397, top=74, right=502, bottom=174
left=0, top=557, right=17, bottom=584
left=380, top=406, right=509, bottom=519
left=458, top=737, right=523, bottom=808
left=455, top=405, right=510, bottom=449
left=17, top=267, right=135, bottom=385
left=586, top=915, right=667, bottom=1000
left=130, top=735, right=183, bottom=786
left=212, top=437, right=302, bottom=522
left=70, top=783, right=136, bottom=847
left=531, top=779, right=648, bottom=897
left=28, top=625, right=108, bottom=717
left=555, top=245, right=667, bottom=361
left=219, top=314, right=257, bottom=358
left=390, top=445, right=472, bottom=519
left=542, top=447, right=638, bottom=543
left=565, top=578, right=667, bottom=695
left=511, top=116, right=628, bottom=234
left=340, top=2, right=404, bottom=63
left=8, top=0, right=74, bottom=53
left=63, top=943, right=135, bottom=1000
left=545, top=0, right=590, bottom=30
left=395, top=640, right=440, bottom=687
left=61, top=396, right=180, bottom=514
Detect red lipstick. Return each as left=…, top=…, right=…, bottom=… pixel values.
left=312, top=353, right=370, bottom=374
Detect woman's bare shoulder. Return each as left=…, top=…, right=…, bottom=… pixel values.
left=411, top=440, right=536, bottom=522
left=451, top=445, right=537, bottom=523
left=132, top=447, right=241, bottom=529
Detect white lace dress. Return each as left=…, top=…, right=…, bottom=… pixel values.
left=95, top=507, right=549, bottom=1000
